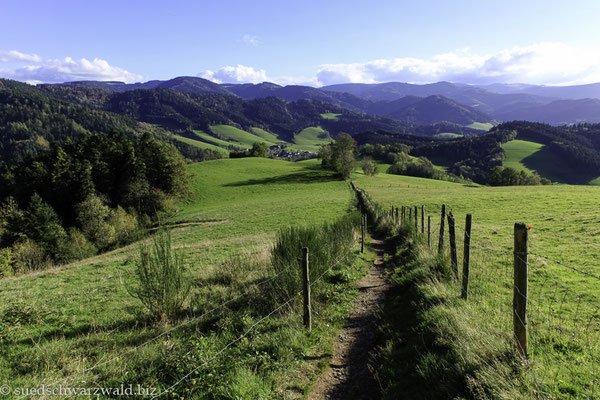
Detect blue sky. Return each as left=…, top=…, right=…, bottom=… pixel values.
left=2, top=0, right=600, bottom=86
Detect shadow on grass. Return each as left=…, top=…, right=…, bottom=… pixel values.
left=223, top=168, right=339, bottom=187
left=520, top=146, right=599, bottom=185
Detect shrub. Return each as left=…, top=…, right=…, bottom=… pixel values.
left=12, top=239, right=47, bottom=273
left=126, top=228, right=191, bottom=322
left=76, top=194, right=115, bottom=249
left=0, top=248, right=13, bottom=278
left=58, top=228, right=98, bottom=262
left=107, top=206, right=138, bottom=244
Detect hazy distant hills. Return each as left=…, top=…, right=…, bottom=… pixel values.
left=46, top=76, right=600, bottom=125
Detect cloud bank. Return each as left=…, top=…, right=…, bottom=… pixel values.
left=316, top=43, right=600, bottom=86
left=200, top=43, right=600, bottom=87
left=0, top=51, right=142, bottom=84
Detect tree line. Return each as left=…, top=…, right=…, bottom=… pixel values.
left=0, top=131, right=190, bottom=276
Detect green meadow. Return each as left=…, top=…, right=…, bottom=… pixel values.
left=355, top=171, right=600, bottom=398
left=467, top=122, right=494, bottom=131
left=320, top=113, right=341, bottom=120
left=503, top=139, right=600, bottom=185
left=0, top=158, right=373, bottom=398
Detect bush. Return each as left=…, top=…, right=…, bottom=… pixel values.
left=12, top=239, right=47, bottom=273
left=0, top=248, right=13, bottom=278
left=126, top=228, right=191, bottom=322
left=76, top=194, right=116, bottom=249
left=58, top=228, right=97, bottom=262
left=107, top=206, right=138, bottom=244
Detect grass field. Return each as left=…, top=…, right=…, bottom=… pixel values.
left=0, top=158, right=370, bottom=398
left=250, top=127, right=282, bottom=143
left=502, top=139, right=600, bottom=185
left=320, top=113, right=341, bottom=120
left=173, top=134, right=231, bottom=156
left=211, top=125, right=279, bottom=148
left=293, top=126, right=332, bottom=151
left=434, top=132, right=463, bottom=139
left=355, top=172, right=600, bottom=398
left=467, top=122, right=494, bottom=131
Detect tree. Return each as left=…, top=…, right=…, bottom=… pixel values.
left=250, top=142, right=269, bottom=157
left=361, top=157, right=377, bottom=176
left=320, top=133, right=356, bottom=179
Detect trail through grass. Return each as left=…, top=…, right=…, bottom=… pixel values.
left=0, top=158, right=361, bottom=398
left=355, top=172, right=600, bottom=398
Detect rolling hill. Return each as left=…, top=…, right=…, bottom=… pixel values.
left=502, top=139, right=600, bottom=184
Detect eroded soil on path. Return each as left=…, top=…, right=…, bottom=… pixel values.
left=308, top=235, right=392, bottom=400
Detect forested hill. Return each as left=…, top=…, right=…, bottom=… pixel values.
left=41, top=82, right=423, bottom=140
left=353, top=121, right=600, bottom=184
left=0, top=82, right=221, bottom=165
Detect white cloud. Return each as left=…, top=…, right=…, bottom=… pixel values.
left=240, top=34, right=260, bottom=46
left=0, top=50, right=41, bottom=63
left=0, top=51, right=142, bottom=83
left=199, top=64, right=323, bottom=86
left=316, top=43, right=600, bottom=86
left=199, top=64, right=268, bottom=84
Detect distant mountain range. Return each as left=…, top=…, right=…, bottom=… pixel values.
left=46, top=76, right=600, bottom=126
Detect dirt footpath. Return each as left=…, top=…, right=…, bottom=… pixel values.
left=308, top=236, right=392, bottom=400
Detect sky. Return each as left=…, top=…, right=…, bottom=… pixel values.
left=2, top=0, right=600, bottom=87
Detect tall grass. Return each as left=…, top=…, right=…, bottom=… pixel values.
left=270, top=212, right=360, bottom=301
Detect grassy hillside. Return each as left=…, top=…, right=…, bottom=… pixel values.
left=502, top=139, right=600, bottom=184
left=211, top=124, right=279, bottom=148
left=293, top=126, right=332, bottom=151
left=173, top=134, right=230, bottom=156
left=0, top=158, right=367, bottom=398
left=250, top=127, right=282, bottom=143
left=320, top=113, right=341, bottom=120
left=467, top=122, right=493, bottom=131
left=355, top=172, right=600, bottom=398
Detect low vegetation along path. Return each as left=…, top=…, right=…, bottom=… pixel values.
left=308, top=234, right=392, bottom=400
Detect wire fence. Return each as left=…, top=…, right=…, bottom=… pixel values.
left=390, top=203, right=600, bottom=399
left=17, top=224, right=359, bottom=400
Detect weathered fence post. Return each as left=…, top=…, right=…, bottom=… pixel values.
left=421, top=205, right=425, bottom=233
left=409, top=207, right=412, bottom=223
left=513, top=223, right=528, bottom=359
left=361, top=214, right=365, bottom=253
left=428, top=216, right=431, bottom=247
left=414, top=206, right=418, bottom=232
left=438, top=204, right=446, bottom=255
left=461, top=214, right=472, bottom=300
left=448, top=211, right=458, bottom=279
left=401, top=206, right=405, bottom=225
left=395, top=207, right=399, bottom=225
left=302, top=247, right=312, bottom=330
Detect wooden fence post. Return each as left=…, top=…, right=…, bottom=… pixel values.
left=401, top=206, right=404, bottom=225
left=461, top=214, right=472, bottom=300
left=438, top=204, right=446, bottom=255
left=448, top=211, right=458, bottom=279
left=513, top=223, right=528, bottom=359
left=428, top=216, right=431, bottom=247
left=302, top=247, right=312, bottom=331
left=414, top=206, right=418, bottom=232
left=361, top=214, right=365, bottom=253
left=395, top=207, right=399, bottom=225
left=421, top=205, right=425, bottom=233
